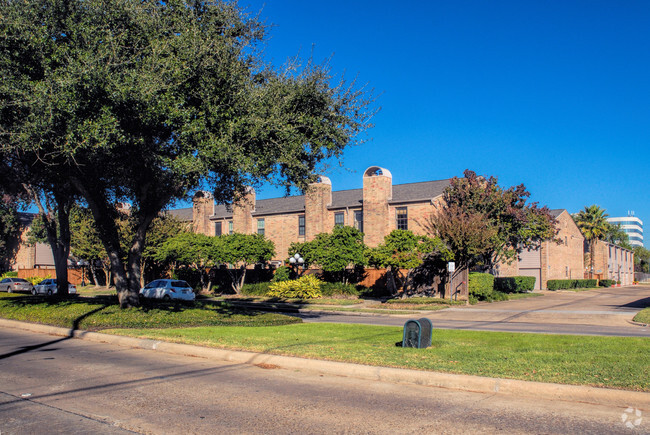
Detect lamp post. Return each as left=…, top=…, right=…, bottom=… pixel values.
left=77, top=260, right=88, bottom=286
left=289, top=253, right=304, bottom=277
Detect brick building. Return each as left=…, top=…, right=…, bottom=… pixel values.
left=7, top=213, right=56, bottom=271
left=171, top=167, right=589, bottom=291
left=495, top=209, right=585, bottom=289
left=172, top=166, right=450, bottom=261
left=590, top=240, right=635, bottom=285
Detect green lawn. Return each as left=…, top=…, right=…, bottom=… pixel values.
left=108, top=323, right=650, bottom=391
left=0, top=293, right=299, bottom=329
left=634, top=308, right=650, bottom=324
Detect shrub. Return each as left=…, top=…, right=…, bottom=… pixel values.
left=271, top=266, right=292, bottom=283
left=576, top=279, right=597, bottom=288
left=240, top=282, right=272, bottom=296
left=1, top=271, right=18, bottom=278
left=267, top=275, right=323, bottom=299
left=494, top=276, right=536, bottom=293
left=599, top=279, right=616, bottom=288
left=468, top=272, right=495, bottom=299
left=26, top=275, right=51, bottom=285
left=547, top=279, right=575, bottom=290
left=320, top=282, right=360, bottom=297
left=468, top=272, right=508, bottom=302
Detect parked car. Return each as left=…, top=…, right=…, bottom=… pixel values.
left=139, top=279, right=195, bottom=302
left=0, top=277, right=34, bottom=293
left=33, top=279, right=77, bottom=296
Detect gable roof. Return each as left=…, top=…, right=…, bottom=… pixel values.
left=209, top=178, right=451, bottom=219
left=166, top=207, right=193, bottom=222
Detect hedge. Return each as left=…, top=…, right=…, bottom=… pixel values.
left=468, top=272, right=495, bottom=299
left=547, top=279, right=598, bottom=290
left=494, top=276, right=536, bottom=293
left=599, top=279, right=616, bottom=288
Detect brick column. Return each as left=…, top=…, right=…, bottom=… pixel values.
left=305, top=176, right=332, bottom=240
left=232, top=188, right=255, bottom=234
left=362, top=166, right=392, bottom=247
left=192, top=191, right=214, bottom=236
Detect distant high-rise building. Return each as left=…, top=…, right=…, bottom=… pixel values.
left=607, top=213, right=644, bottom=247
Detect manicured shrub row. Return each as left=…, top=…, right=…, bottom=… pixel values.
left=547, top=279, right=598, bottom=290
left=494, top=276, right=536, bottom=293
left=599, top=279, right=616, bottom=288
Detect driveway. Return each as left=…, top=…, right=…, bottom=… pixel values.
left=296, top=285, right=650, bottom=337
left=432, top=285, right=650, bottom=327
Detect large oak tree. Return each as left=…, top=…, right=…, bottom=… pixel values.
left=1, top=0, right=374, bottom=306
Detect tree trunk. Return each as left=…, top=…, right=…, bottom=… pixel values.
left=140, top=260, right=146, bottom=287
left=123, top=213, right=155, bottom=307
left=25, top=186, right=72, bottom=297
left=590, top=239, right=596, bottom=279
left=90, top=264, right=99, bottom=286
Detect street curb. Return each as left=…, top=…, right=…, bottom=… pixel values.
left=1, top=318, right=649, bottom=410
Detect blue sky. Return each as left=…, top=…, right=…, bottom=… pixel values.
left=239, top=0, right=649, bottom=237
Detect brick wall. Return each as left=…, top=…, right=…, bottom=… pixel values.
left=263, top=212, right=305, bottom=260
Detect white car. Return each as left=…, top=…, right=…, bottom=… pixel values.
left=0, top=277, right=34, bottom=293
left=139, top=279, right=195, bottom=302
left=33, top=279, right=77, bottom=296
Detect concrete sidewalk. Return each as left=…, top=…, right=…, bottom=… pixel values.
left=1, top=317, right=648, bottom=411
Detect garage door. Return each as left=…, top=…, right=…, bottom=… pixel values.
left=519, top=268, right=541, bottom=290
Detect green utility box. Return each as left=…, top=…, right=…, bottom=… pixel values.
left=402, top=318, right=433, bottom=348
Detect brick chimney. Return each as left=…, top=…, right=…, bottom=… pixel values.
left=192, top=191, right=214, bottom=236
left=305, top=176, right=332, bottom=240
left=362, top=166, right=392, bottom=247
left=232, top=187, right=256, bottom=234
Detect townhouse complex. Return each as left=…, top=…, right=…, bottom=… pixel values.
left=7, top=166, right=635, bottom=288
left=169, top=166, right=634, bottom=288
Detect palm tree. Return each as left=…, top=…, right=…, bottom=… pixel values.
left=574, top=205, right=609, bottom=278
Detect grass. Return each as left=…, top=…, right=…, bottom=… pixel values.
left=107, top=323, right=650, bottom=391
left=0, top=293, right=300, bottom=330
left=633, top=308, right=650, bottom=324
left=216, top=296, right=363, bottom=306
left=501, top=292, right=544, bottom=300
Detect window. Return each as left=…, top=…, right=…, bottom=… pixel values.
left=396, top=207, right=408, bottom=230
left=334, top=212, right=345, bottom=227
left=257, top=218, right=265, bottom=235
left=228, top=221, right=234, bottom=235
left=215, top=222, right=222, bottom=236
left=298, top=215, right=305, bottom=236
left=354, top=211, right=363, bottom=232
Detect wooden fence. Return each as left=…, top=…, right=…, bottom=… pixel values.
left=17, top=267, right=84, bottom=285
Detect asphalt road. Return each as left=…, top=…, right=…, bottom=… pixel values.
left=0, top=328, right=645, bottom=434
left=294, top=286, right=650, bottom=337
